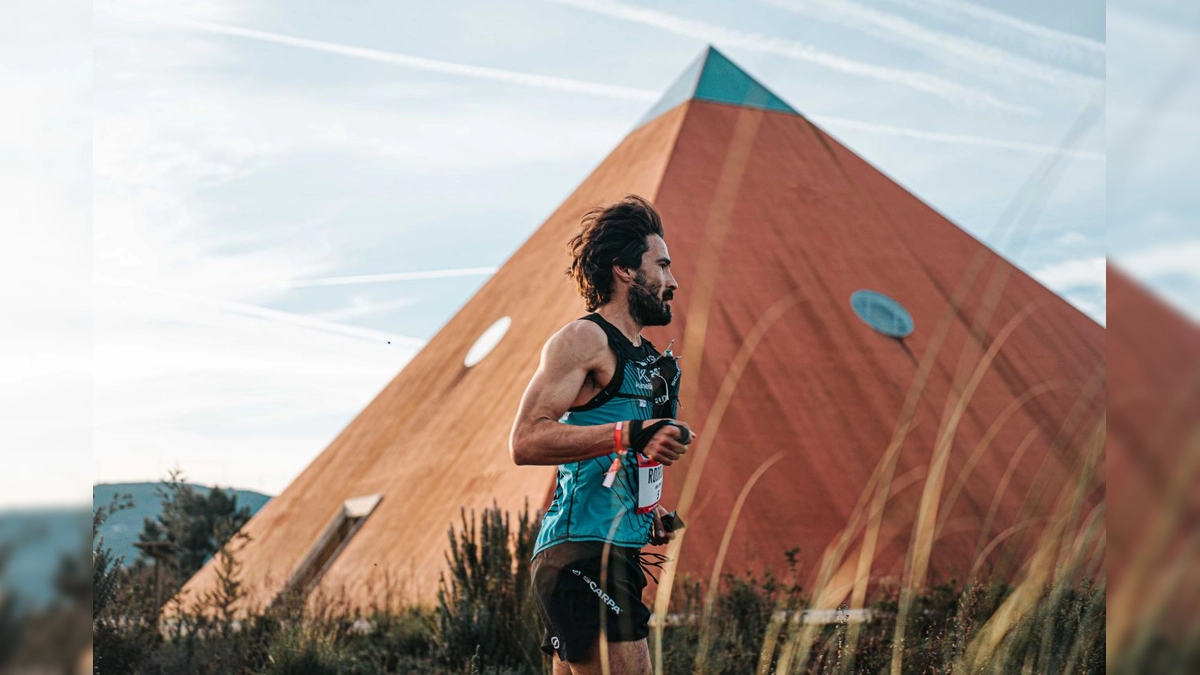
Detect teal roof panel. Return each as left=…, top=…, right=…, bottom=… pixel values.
left=633, top=46, right=800, bottom=130
left=693, top=48, right=797, bottom=114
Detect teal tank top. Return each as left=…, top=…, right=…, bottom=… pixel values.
left=533, top=313, right=681, bottom=556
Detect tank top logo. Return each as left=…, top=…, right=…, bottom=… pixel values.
left=634, top=368, right=654, bottom=391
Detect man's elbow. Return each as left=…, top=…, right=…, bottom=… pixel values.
left=509, top=431, right=532, bottom=466
left=511, top=418, right=556, bottom=465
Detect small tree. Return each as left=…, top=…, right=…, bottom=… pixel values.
left=93, top=493, right=134, bottom=619
left=203, top=520, right=252, bottom=633
left=137, top=469, right=252, bottom=578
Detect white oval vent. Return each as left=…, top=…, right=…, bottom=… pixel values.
left=465, top=316, right=512, bottom=367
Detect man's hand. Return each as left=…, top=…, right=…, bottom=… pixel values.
left=639, top=419, right=696, bottom=466
left=650, top=505, right=676, bottom=545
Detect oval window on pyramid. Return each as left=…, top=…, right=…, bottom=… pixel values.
left=850, top=290, right=914, bottom=338
left=464, top=316, right=512, bottom=367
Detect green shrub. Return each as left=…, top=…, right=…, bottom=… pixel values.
left=434, top=502, right=544, bottom=674
left=262, top=623, right=345, bottom=675
left=339, top=608, right=436, bottom=674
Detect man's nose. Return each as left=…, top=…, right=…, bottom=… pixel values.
left=666, top=272, right=679, bottom=291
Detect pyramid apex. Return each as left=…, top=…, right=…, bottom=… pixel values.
left=633, top=46, right=800, bottom=130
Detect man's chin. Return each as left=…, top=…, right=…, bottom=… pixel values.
left=629, top=292, right=673, bottom=326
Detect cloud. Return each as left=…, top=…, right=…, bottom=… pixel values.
left=811, top=116, right=1105, bottom=161
left=92, top=7, right=630, bottom=304
left=132, top=16, right=659, bottom=101
left=89, top=2, right=636, bottom=491
left=883, top=0, right=1105, bottom=64
left=93, top=279, right=422, bottom=493
left=546, top=0, right=1035, bottom=114
left=1054, top=232, right=1092, bottom=246
left=94, top=278, right=427, bottom=349
left=1063, top=294, right=1107, bottom=325
left=92, top=26, right=343, bottom=302
left=310, top=296, right=418, bottom=323
left=1053, top=232, right=1092, bottom=246
left=1031, top=256, right=1107, bottom=290
left=1118, top=241, right=1200, bottom=281
left=0, top=0, right=93, bottom=508
left=1114, top=241, right=1200, bottom=322
left=1027, top=258, right=1108, bottom=324
left=762, top=0, right=1101, bottom=96
left=288, top=266, right=498, bottom=288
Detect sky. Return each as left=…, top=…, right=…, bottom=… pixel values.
left=2, top=0, right=1196, bottom=507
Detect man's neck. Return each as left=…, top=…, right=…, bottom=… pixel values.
left=595, top=304, right=643, bottom=347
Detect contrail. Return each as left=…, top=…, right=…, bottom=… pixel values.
left=96, top=277, right=427, bottom=349
left=288, top=266, right=498, bottom=288
left=884, top=0, right=1105, bottom=59
left=546, top=0, right=1035, bottom=114
left=159, top=18, right=658, bottom=101
left=135, top=12, right=1094, bottom=162
left=761, top=0, right=1100, bottom=93
left=811, top=116, right=1105, bottom=161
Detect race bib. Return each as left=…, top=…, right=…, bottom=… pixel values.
left=637, top=454, right=663, bottom=514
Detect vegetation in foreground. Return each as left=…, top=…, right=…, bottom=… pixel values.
left=91, top=479, right=1114, bottom=675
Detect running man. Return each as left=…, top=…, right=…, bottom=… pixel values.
left=510, top=195, right=695, bottom=675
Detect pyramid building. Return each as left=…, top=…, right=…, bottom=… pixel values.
left=1106, top=268, right=1198, bottom=650
left=177, top=48, right=1105, bottom=614
left=1107, top=268, right=1197, bottom=590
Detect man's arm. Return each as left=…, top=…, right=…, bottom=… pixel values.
left=509, top=321, right=620, bottom=465
left=509, top=320, right=695, bottom=466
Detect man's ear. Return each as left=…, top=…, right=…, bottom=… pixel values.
left=614, top=265, right=634, bottom=284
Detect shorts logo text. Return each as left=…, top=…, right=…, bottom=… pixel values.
left=571, top=568, right=622, bottom=615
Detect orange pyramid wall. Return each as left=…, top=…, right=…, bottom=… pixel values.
left=643, top=101, right=1103, bottom=602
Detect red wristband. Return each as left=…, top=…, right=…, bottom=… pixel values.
left=604, top=421, right=627, bottom=489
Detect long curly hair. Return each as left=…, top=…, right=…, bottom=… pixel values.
left=567, top=195, right=665, bottom=311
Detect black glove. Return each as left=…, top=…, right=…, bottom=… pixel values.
left=629, top=419, right=673, bottom=454
left=628, top=419, right=691, bottom=455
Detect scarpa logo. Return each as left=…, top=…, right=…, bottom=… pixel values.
left=570, top=568, right=623, bottom=615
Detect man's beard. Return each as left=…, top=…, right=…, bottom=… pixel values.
left=628, top=272, right=673, bottom=326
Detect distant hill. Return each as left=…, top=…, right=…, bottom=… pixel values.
left=0, top=507, right=88, bottom=609
left=0, top=483, right=271, bottom=610
left=93, top=482, right=272, bottom=567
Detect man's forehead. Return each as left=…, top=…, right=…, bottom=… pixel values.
left=646, top=234, right=669, bottom=258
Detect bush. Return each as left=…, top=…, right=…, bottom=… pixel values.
left=262, top=623, right=345, bottom=675
left=434, top=502, right=543, bottom=674
left=338, top=608, right=437, bottom=674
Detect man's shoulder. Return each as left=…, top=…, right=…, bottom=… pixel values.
left=537, top=317, right=610, bottom=372
left=551, top=317, right=609, bottom=355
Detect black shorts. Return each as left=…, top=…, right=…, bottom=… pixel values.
left=531, top=541, right=652, bottom=662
